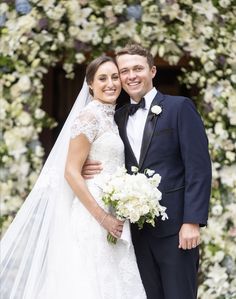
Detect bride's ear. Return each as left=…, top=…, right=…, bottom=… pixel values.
left=88, top=85, right=93, bottom=96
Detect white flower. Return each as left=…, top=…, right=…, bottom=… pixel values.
left=46, top=4, right=66, bottom=21
left=226, top=151, right=236, bottom=162
left=219, top=164, right=236, bottom=188
left=219, top=0, right=231, bottom=8
left=151, top=105, right=162, bottom=115
left=17, top=111, right=32, bottom=126
left=18, top=75, right=31, bottom=92
left=75, top=53, right=86, bottom=64
left=212, top=204, right=223, bottom=216
left=193, top=0, right=218, bottom=21
left=145, top=169, right=155, bottom=177
left=4, top=132, right=27, bottom=159
left=131, top=166, right=139, bottom=173
left=0, top=2, right=8, bottom=13
left=34, top=108, right=45, bottom=120
left=98, top=165, right=167, bottom=235
left=151, top=173, right=162, bottom=187
left=161, top=3, right=180, bottom=20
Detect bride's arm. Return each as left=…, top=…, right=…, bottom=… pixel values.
left=65, top=134, right=123, bottom=238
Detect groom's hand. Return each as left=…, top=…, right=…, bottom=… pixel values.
left=178, top=223, right=200, bottom=250
left=82, top=159, right=103, bottom=179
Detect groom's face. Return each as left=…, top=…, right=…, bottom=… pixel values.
left=116, top=54, right=156, bottom=102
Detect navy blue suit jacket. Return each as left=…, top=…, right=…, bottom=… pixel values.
left=114, top=91, right=212, bottom=238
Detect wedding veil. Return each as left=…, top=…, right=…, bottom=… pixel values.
left=0, top=81, right=91, bottom=298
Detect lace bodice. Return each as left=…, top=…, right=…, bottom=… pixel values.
left=71, top=100, right=124, bottom=174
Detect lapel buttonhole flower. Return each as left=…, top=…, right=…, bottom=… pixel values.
left=151, top=105, right=162, bottom=116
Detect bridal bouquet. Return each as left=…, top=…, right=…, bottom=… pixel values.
left=98, top=166, right=168, bottom=244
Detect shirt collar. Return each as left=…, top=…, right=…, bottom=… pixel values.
left=130, top=87, right=157, bottom=110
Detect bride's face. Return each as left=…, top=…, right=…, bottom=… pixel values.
left=90, top=61, right=121, bottom=104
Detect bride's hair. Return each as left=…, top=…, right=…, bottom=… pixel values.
left=86, top=56, right=117, bottom=96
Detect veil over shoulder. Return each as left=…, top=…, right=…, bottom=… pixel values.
left=0, top=81, right=92, bottom=298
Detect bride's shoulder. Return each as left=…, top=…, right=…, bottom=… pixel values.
left=70, top=102, right=100, bottom=140
left=77, top=101, right=99, bottom=120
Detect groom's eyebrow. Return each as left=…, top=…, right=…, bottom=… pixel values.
left=119, top=65, right=144, bottom=71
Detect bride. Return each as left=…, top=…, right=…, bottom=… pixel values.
left=0, top=56, right=146, bottom=299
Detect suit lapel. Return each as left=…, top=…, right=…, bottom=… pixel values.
left=139, top=92, right=164, bottom=169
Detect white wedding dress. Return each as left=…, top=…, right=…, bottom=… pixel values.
left=38, top=100, right=146, bottom=299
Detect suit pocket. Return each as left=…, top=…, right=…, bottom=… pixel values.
left=164, top=185, right=185, bottom=194
left=153, top=128, right=174, bottom=136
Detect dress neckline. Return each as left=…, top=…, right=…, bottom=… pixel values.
left=91, top=100, right=115, bottom=116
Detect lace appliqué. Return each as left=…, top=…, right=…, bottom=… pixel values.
left=70, top=109, right=99, bottom=143
left=70, top=100, right=118, bottom=143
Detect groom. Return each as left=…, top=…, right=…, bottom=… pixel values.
left=84, top=43, right=212, bottom=299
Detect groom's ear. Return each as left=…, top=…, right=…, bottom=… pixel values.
left=151, top=66, right=157, bottom=79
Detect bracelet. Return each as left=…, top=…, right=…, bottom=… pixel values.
left=99, top=213, right=108, bottom=225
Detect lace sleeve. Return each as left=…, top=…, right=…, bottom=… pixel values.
left=70, top=109, right=99, bottom=143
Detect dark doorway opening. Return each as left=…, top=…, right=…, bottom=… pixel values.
left=41, top=63, right=191, bottom=158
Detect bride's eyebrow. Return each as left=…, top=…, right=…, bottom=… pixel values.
left=97, top=74, right=107, bottom=78
left=98, top=73, right=119, bottom=77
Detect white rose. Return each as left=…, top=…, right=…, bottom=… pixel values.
left=151, top=105, right=162, bottom=115
left=17, top=111, right=31, bottom=126
left=145, top=169, right=155, bottom=176
left=214, top=122, right=228, bottom=138
left=34, top=108, right=45, bottom=119
left=152, top=173, right=162, bottom=186
left=103, top=36, right=112, bottom=44
left=35, top=145, right=44, bottom=157
left=0, top=98, right=9, bottom=120
left=131, top=166, right=139, bottom=173
left=219, top=164, right=236, bottom=188
left=230, top=74, right=236, bottom=83
left=31, top=58, right=40, bottom=68
left=212, top=204, right=223, bottom=216
left=57, top=32, right=65, bottom=43
left=140, top=205, right=150, bottom=214
left=75, top=53, right=86, bottom=64
left=219, top=0, right=230, bottom=7
left=10, top=84, right=21, bottom=98
left=226, top=151, right=236, bottom=162
left=18, top=75, right=31, bottom=92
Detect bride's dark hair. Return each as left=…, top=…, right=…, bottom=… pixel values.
left=86, top=56, right=117, bottom=96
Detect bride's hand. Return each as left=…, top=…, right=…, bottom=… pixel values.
left=101, top=213, right=124, bottom=239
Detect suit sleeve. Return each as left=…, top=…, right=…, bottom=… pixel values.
left=178, top=99, right=212, bottom=226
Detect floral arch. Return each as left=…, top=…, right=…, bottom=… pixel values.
left=0, top=1, right=235, bottom=298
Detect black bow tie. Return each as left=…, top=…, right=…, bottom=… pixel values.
left=128, top=98, right=146, bottom=116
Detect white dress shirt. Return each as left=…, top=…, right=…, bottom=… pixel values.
left=126, top=87, right=158, bottom=163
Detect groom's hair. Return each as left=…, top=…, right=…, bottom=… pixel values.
left=115, top=43, right=154, bottom=69
left=86, top=55, right=117, bottom=96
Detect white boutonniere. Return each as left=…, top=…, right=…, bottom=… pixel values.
left=151, top=105, right=162, bottom=116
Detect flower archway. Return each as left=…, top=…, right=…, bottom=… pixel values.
left=0, top=1, right=235, bottom=297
